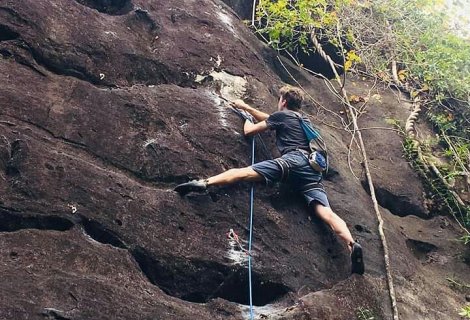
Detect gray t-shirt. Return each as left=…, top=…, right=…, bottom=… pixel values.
left=266, top=110, right=312, bottom=155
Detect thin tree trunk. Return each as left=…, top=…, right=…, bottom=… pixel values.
left=310, top=31, right=400, bottom=320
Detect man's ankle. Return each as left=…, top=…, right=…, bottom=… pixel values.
left=348, top=241, right=355, bottom=252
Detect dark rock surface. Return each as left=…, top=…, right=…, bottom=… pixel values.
left=0, top=1, right=469, bottom=319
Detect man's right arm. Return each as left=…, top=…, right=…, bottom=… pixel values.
left=231, top=99, right=269, bottom=122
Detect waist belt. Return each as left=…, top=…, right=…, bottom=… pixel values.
left=274, top=158, right=290, bottom=183
left=300, top=182, right=325, bottom=192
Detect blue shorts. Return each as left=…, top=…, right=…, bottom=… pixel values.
left=251, top=150, right=330, bottom=207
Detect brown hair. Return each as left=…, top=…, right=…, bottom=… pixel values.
left=279, top=85, right=304, bottom=110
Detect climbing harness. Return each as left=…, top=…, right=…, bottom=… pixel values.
left=274, top=158, right=290, bottom=182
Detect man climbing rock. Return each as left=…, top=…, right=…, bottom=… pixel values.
left=174, top=85, right=364, bottom=275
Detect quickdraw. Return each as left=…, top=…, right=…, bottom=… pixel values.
left=227, top=228, right=250, bottom=256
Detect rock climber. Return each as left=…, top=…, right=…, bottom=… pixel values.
left=174, top=85, right=364, bottom=275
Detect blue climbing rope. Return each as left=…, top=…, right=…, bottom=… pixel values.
left=229, top=106, right=272, bottom=160
left=248, top=133, right=255, bottom=320
left=226, top=102, right=264, bottom=319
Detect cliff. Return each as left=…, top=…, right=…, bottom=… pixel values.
left=0, top=1, right=469, bottom=319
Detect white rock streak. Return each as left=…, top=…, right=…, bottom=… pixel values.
left=216, top=11, right=238, bottom=38
left=209, top=70, right=247, bottom=101
left=201, top=71, right=247, bottom=128
left=226, top=238, right=248, bottom=266
left=206, top=91, right=229, bottom=127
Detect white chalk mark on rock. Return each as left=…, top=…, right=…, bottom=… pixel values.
left=143, top=139, right=157, bottom=148
left=226, top=238, right=248, bottom=266
left=68, top=204, right=77, bottom=214
left=217, top=11, right=238, bottom=38
left=209, top=70, right=247, bottom=101
left=206, top=91, right=229, bottom=128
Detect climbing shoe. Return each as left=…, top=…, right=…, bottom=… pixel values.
left=174, top=179, right=208, bottom=195
left=350, top=242, right=364, bottom=275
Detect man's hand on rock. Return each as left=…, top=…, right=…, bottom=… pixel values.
left=231, top=99, right=250, bottom=111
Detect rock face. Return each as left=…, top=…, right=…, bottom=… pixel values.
left=0, top=1, right=469, bottom=319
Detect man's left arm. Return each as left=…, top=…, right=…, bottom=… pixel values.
left=231, top=100, right=269, bottom=122
left=243, top=120, right=268, bottom=136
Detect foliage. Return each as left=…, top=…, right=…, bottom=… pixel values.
left=256, top=0, right=470, bottom=229
left=459, top=305, right=470, bottom=318
left=460, top=234, right=470, bottom=245
left=256, top=0, right=470, bottom=100
left=356, top=307, right=377, bottom=320
left=344, top=50, right=361, bottom=71
left=256, top=0, right=341, bottom=52
left=412, top=32, right=470, bottom=98
left=345, top=2, right=470, bottom=204
left=403, top=134, right=470, bottom=229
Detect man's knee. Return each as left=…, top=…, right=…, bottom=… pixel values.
left=224, top=167, right=255, bottom=180
left=314, top=204, right=334, bottom=223
left=240, top=167, right=263, bottom=182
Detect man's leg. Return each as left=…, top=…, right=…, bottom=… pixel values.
left=312, top=202, right=364, bottom=275
left=174, top=167, right=263, bottom=195
left=312, top=202, right=354, bottom=251
left=207, top=167, right=264, bottom=186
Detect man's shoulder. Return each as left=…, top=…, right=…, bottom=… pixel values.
left=270, top=110, right=303, bottom=123
left=270, top=110, right=297, bottom=117
left=268, top=110, right=285, bottom=119
left=280, top=110, right=301, bottom=119
left=266, top=111, right=288, bottom=129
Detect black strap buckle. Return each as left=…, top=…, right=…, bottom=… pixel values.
left=274, top=158, right=290, bottom=182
